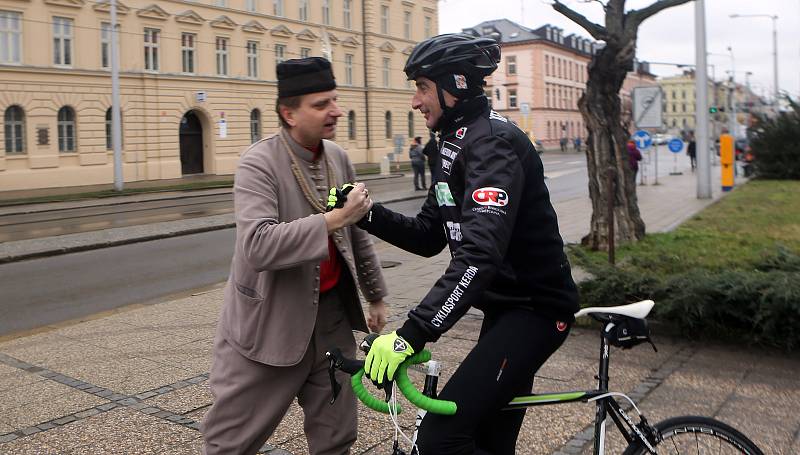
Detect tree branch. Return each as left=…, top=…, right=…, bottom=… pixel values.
left=552, top=1, right=608, bottom=41
left=627, top=0, right=693, bottom=28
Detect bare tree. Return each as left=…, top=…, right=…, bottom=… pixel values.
left=552, top=0, right=691, bottom=250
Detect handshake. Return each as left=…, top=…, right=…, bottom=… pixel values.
left=322, top=182, right=373, bottom=232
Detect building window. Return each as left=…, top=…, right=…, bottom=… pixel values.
left=407, top=111, right=414, bottom=138
left=384, top=111, right=392, bottom=139
left=246, top=0, right=257, bottom=12
left=545, top=55, right=549, bottom=76
left=273, top=0, right=283, bottom=17
left=144, top=28, right=159, bottom=71
left=0, top=11, right=21, bottom=64
left=681, top=90, right=686, bottom=99
left=105, top=107, right=123, bottom=150
left=343, top=0, right=351, bottom=29
left=4, top=105, right=24, bottom=154
left=300, top=47, right=310, bottom=59
left=216, top=0, right=226, bottom=6
left=382, top=57, right=390, bottom=88
left=345, top=53, right=353, bottom=85
left=53, top=17, right=73, bottom=66
left=275, top=44, right=286, bottom=64
left=381, top=5, right=389, bottom=35
left=348, top=110, right=356, bottom=140
left=322, top=0, right=330, bottom=25
left=247, top=40, right=259, bottom=78
left=100, top=22, right=111, bottom=69
left=250, top=109, right=261, bottom=143
left=509, top=89, right=517, bottom=108
left=298, top=0, right=308, bottom=21
left=404, top=11, right=411, bottom=39
left=424, top=16, right=431, bottom=38
left=216, top=37, right=228, bottom=76
left=506, top=56, right=516, bottom=75
left=57, top=106, right=76, bottom=153
left=182, top=33, right=196, bottom=73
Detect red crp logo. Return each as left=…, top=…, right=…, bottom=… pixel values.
left=472, top=187, right=509, bottom=207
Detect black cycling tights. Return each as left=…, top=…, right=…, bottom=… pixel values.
left=415, top=308, right=570, bottom=455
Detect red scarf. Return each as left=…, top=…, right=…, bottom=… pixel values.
left=305, top=143, right=341, bottom=293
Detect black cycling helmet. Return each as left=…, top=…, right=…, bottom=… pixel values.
left=403, top=33, right=501, bottom=82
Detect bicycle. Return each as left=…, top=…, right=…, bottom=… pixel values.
left=326, top=300, right=764, bottom=455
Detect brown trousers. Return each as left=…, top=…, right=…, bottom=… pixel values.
left=202, top=289, right=358, bottom=455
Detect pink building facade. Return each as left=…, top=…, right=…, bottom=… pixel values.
left=463, top=20, right=657, bottom=150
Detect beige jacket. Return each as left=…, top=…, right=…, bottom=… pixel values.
left=219, top=129, right=387, bottom=366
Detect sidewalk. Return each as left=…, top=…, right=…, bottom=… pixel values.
left=3, top=162, right=795, bottom=454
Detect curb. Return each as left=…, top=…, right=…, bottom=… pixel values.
left=0, top=194, right=427, bottom=264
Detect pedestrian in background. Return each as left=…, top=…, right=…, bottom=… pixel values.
left=422, top=131, right=438, bottom=176
left=573, top=137, right=582, bottom=153
left=687, top=132, right=697, bottom=172
left=409, top=136, right=427, bottom=190
left=201, top=57, right=388, bottom=455
left=627, top=140, right=643, bottom=185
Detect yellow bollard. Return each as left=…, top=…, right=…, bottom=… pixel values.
left=720, top=134, right=734, bottom=192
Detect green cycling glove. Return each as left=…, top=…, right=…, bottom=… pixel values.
left=326, top=183, right=356, bottom=212
left=364, top=331, right=415, bottom=385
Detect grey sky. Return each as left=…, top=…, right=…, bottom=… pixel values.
left=438, top=0, right=800, bottom=99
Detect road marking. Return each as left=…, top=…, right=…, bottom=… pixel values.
left=545, top=169, right=582, bottom=179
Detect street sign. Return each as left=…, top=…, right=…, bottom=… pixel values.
left=633, top=86, right=663, bottom=129
left=632, top=130, right=652, bottom=150
left=196, top=91, right=207, bottom=102
left=668, top=138, right=684, bottom=153
left=520, top=102, right=530, bottom=116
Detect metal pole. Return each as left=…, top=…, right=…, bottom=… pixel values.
left=728, top=47, right=737, bottom=138
left=695, top=0, right=712, bottom=199
left=111, top=0, right=123, bottom=191
left=771, top=16, right=779, bottom=103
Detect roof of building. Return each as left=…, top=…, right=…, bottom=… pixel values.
left=462, top=19, right=597, bottom=57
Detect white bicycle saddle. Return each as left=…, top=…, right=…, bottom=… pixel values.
left=574, top=300, right=655, bottom=320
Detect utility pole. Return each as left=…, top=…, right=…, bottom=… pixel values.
left=111, top=0, right=123, bottom=191
left=727, top=46, right=737, bottom=138
left=695, top=0, right=712, bottom=199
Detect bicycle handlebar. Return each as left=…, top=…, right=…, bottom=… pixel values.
left=326, top=348, right=457, bottom=416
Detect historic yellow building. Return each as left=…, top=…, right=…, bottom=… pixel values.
left=0, top=0, right=437, bottom=191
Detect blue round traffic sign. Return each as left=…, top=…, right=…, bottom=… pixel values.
left=632, top=130, right=652, bottom=150
left=668, top=138, right=684, bottom=153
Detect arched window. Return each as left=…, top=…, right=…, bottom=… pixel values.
left=4, top=105, right=25, bottom=154
left=348, top=111, right=356, bottom=140
left=407, top=111, right=414, bottom=138
left=105, top=107, right=124, bottom=150
left=384, top=111, right=392, bottom=139
left=57, top=106, right=76, bottom=152
left=250, top=109, right=262, bottom=143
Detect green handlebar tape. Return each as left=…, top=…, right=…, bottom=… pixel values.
left=350, top=350, right=457, bottom=416
left=395, top=351, right=458, bottom=415
left=350, top=369, right=401, bottom=414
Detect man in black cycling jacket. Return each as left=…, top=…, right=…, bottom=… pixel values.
left=357, top=34, right=580, bottom=454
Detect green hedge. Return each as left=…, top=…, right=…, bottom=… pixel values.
left=573, top=248, right=800, bottom=351
left=750, top=97, right=800, bottom=180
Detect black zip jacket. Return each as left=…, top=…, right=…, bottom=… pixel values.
left=359, top=96, right=579, bottom=352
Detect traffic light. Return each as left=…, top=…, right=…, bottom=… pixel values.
left=709, top=106, right=718, bottom=113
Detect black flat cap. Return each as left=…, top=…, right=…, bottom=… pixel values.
left=277, top=57, right=336, bottom=98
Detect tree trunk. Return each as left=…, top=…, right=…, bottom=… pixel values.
left=579, top=39, right=645, bottom=250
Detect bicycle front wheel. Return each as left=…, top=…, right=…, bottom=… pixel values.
left=622, top=416, right=764, bottom=455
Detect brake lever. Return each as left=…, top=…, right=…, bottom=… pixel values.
left=325, top=350, right=342, bottom=405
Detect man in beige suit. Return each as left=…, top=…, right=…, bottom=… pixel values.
left=202, top=57, right=388, bottom=455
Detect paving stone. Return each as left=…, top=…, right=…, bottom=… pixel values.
left=140, top=407, right=161, bottom=415
left=116, top=397, right=138, bottom=406
left=20, top=426, right=41, bottom=435
left=96, top=402, right=117, bottom=411
left=0, top=433, right=18, bottom=443
left=37, top=422, right=57, bottom=430
left=154, top=410, right=173, bottom=418
left=52, top=415, right=77, bottom=425
left=135, top=391, right=159, bottom=400
left=74, top=408, right=101, bottom=419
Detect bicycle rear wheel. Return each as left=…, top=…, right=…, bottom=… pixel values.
left=622, top=416, right=763, bottom=455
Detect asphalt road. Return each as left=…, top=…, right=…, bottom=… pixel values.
left=0, top=198, right=427, bottom=337
left=3, top=150, right=697, bottom=337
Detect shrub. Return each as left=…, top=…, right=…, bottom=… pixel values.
left=750, top=97, right=800, bottom=179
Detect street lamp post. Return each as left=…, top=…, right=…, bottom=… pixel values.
left=695, top=0, right=712, bottom=199
left=727, top=46, right=737, bottom=138
left=729, top=14, right=779, bottom=104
